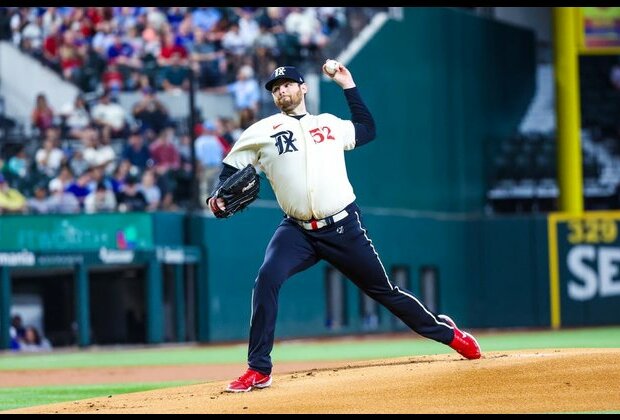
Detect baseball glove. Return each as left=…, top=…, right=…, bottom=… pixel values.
left=208, top=164, right=260, bottom=218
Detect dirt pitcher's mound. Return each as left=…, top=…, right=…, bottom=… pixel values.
left=7, top=348, right=620, bottom=414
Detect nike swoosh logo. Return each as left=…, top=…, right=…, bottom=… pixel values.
left=272, top=123, right=283, bottom=130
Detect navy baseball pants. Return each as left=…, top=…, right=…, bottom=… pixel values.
left=247, top=202, right=455, bottom=375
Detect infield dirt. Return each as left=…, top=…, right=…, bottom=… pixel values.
left=4, top=348, right=620, bottom=414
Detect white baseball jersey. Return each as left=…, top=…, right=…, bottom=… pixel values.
left=223, top=113, right=357, bottom=220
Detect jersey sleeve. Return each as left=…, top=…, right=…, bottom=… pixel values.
left=341, top=119, right=356, bottom=151
left=222, top=125, right=259, bottom=169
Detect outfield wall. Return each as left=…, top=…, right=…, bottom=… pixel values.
left=2, top=209, right=620, bottom=348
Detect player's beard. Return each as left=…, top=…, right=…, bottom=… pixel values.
left=276, top=89, right=303, bottom=114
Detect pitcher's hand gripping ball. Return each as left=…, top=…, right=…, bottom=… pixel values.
left=324, top=59, right=339, bottom=75
left=208, top=164, right=260, bottom=218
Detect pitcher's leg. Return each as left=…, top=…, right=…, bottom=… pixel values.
left=248, top=220, right=318, bottom=374
left=323, top=211, right=453, bottom=344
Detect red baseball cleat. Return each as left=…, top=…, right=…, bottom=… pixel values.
left=438, top=314, right=481, bottom=360
left=226, top=368, right=273, bottom=393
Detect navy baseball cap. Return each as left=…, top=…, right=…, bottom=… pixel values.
left=264, top=66, right=305, bottom=91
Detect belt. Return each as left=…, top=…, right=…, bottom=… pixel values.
left=289, top=208, right=349, bottom=231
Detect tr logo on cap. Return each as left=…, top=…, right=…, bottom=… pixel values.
left=265, top=66, right=305, bottom=91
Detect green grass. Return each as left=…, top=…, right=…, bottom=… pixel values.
left=1, top=326, right=619, bottom=371
left=0, top=382, right=197, bottom=412
left=0, top=325, right=618, bottom=412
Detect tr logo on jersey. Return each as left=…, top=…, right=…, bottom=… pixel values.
left=271, top=130, right=298, bottom=155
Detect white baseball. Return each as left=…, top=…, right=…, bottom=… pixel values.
left=325, top=59, right=339, bottom=75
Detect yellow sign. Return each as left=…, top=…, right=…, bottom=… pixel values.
left=547, top=211, right=620, bottom=329
left=580, top=7, right=620, bottom=51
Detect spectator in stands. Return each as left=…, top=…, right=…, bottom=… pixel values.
left=194, top=119, right=225, bottom=199
left=9, top=314, right=26, bottom=350
left=41, top=23, right=62, bottom=73
left=27, top=182, right=53, bottom=214
left=41, top=7, right=63, bottom=39
left=9, top=7, right=31, bottom=48
left=75, top=41, right=107, bottom=93
left=176, top=132, right=193, bottom=169
left=117, top=174, right=148, bottom=212
left=34, top=132, right=65, bottom=178
left=160, top=51, right=191, bottom=93
left=47, top=179, right=81, bottom=214
left=206, top=64, right=261, bottom=124
left=31, top=92, right=55, bottom=135
left=48, top=164, right=74, bottom=194
left=112, top=7, right=139, bottom=33
left=149, top=126, right=181, bottom=176
left=65, top=167, right=93, bottom=209
left=5, top=144, right=30, bottom=185
left=0, top=174, right=27, bottom=214
left=20, top=12, right=44, bottom=55
left=58, top=29, right=84, bottom=84
left=145, top=7, right=168, bottom=33
left=11, top=314, right=26, bottom=338
left=91, top=19, right=115, bottom=59
left=110, top=160, right=131, bottom=196
left=236, top=9, right=261, bottom=57
left=218, top=115, right=243, bottom=145
left=106, top=30, right=143, bottom=78
left=191, top=7, right=222, bottom=33
left=59, top=94, right=94, bottom=141
left=159, top=177, right=178, bottom=212
left=284, top=7, right=329, bottom=59
left=175, top=13, right=194, bottom=49
left=165, top=7, right=188, bottom=32
left=87, top=164, right=115, bottom=191
left=121, top=127, right=152, bottom=175
left=157, top=30, right=189, bottom=68
left=231, top=64, right=261, bottom=116
left=82, top=130, right=117, bottom=176
left=221, top=21, right=249, bottom=77
left=189, top=26, right=226, bottom=89
left=17, top=325, right=52, bottom=352
left=91, top=90, right=128, bottom=143
left=123, top=23, right=145, bottom=57
left=259, top=7, right=287, bottom=35
left=101, top=62, right=125, bottom=95
left=84, top=180, right=117, bottom=213
left=67, top=148, right=90, bottom=178
left=172, top=133, right=194, bottom=205
left=148, top=127, right=181, bottom=210
left=131, top=87, right=171, bottom=134
left=252, top=21, right=279, bottom=80
left=238, top=106, right=257, bottom=130
left=317, top=7, right=346, bottom=37
left=139, top=168, right=161, bottom=211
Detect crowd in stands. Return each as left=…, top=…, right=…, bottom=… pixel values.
left=0, top=7, right=388, bottom=215
left=9, top=314, right=53, bottom=352
left=0, top=86, right=240, bottom=215
left=0, top=7, right=377, bottom=94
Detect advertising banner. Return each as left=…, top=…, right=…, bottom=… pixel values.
left=548, top=211, right=620, bottom=327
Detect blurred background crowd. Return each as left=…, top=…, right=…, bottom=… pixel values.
left=0, top=6, right=389, bottom=215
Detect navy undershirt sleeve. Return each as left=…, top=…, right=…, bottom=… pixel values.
left=208, top=163, right=238, bottom=197
left=344, top=87, right=376, bottom=147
